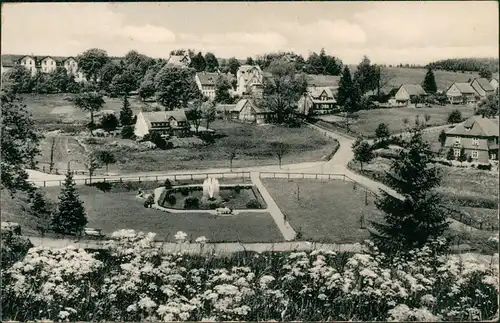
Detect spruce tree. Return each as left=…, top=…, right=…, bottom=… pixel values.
left=52, top=171, right=87, bottom=235
left=337, top=66, right=354, bottom=108
left=29, top=189, right=54, bottom=236
left=422, top=68, right=437, bottom=93
left=370, top=130, right=449, bottom=255
left=119, top=95, right=134, bottom=126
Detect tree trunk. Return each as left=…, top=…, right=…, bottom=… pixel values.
left=90, top=112, right=95, bottom=136
left=230, top=158, right=233, bottom=171
left=106, top=163, right=109, bottom=174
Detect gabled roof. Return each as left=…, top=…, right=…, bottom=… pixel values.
left=446, top=116, right=499, bottom=137
left=142, top=110, right=188, bottom=128
left=449, top=82, right=477, bottom=94
left=238, top=65, right=262, bottom=74
left=1, top=55, right=25, bottom=67
left=214, top=104, right=237, bottom=113
left=167, top=55, right=190, bottom=67
left=399, top=84, right=427, bottom=96
left=234, top=99, right=270, bottom=113
left=306, top=74, right=340, bottom=87
left=308, top=86, right=334, bottom=98
left=196, top=72, right=219, bottom=86
left=471, top=78, right=495, bottom=92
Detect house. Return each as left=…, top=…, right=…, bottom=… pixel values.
left=444, top=115, right=499, bottom=163
left=446, top=82, right=478, bottom=104
left=490, top=78, right=499, bottom=91
left=39, top=56, right=58, bottom=73
left=167, top=54, right=191, bottom=68
left=394, top=84, right=427, bottom=106
left=233, top=99, right=272, bottom=124
left=61, top=57, right=79, bottom=75
left=195, top=72, right=219, bottom=100
left=214, top=104, right=237, bottom=119
left=297, top=86, right=338, bottom=116
left=1, top=55, right=24, bottom=74
left=236, top=65, right=264, bottom=97
left=134, top=110, right=190, bottom=138
left=471, top=78, right=495, bottom=98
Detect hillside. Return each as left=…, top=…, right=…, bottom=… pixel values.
left=427, top=58, right=499, bottom=73
left=348, top=66, right=480, bottom=92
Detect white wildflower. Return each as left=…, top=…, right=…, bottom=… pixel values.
left=195, top=236, right=208, bottom=244
left=174, top=231, right=188, bottom=242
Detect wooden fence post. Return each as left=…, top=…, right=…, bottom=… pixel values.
left=120, top=177, right=122, bottom=183
left=191, top=174, right=193, bottom=180
left=343, top=174, right=346, bottom=181
left=174, top=175, right=177, bottom=182
left=139, top=177, right=141, bottom=183
left=156, top=176, right=158, bottom=182
left=44, top=181, right=46, bottom=187
left=59, top=180, right=61, bottom=186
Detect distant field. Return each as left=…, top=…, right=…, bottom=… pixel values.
left=347, top=66, right=480, bottom=92
left=319, top=105, right=475, bottom=137
left=263, top=178, right=383, bottom=243
left=41, top=185, right=284, bottom=243
left=20, top=94, right=149, bottom=125
left=83, top=120, right=338, bottom=173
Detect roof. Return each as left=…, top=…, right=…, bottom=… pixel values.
left=234, top=99, right=270, bottom=113
left=1, top=55, right=25, bottom=67
left=400, top=84, right=427, bottom=96
left=308, top=86, right=334, bottom=98
left=214, top=104, right=237, bottom=113
left=238, top=65, right=262, bottom=74
left=446, top=115, right=499, bottom=137
left=168, top=55, right=190, bottom=67
left=450, top=82, right=477, bottom=94
left=306, top=74, right=340, bottom=87
left=142, top=110, right=188, bottom=128
left=1, top=54, right=76, bottom=67
left=196, top=72, right=219, bottom=86
left=472, top=78, right=495, bottom=92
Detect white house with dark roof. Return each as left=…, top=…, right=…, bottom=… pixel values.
left=471, top=78, right=495, bottom=97
left=394, top=84, right=427, bottom=106
left=444, top=115, right=499, bottom=163
left=1, top=54, right=86, bottom=81
left=233, top=99, right=273, bottom=124
left=297, top=86, right=338, bottom=116
left=446, top=82, right=478, bottom=104
left=195, top=72, right=219, bottom=100
left=134, top=110, right=190, bottom=138
left=39, top=56, right=57, bottom=73
left=236, top=65, right=264, bottom=97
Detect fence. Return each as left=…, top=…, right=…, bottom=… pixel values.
left=31, top=171, right=252, bottom=187
left=37, top=164, right=88, bottom=176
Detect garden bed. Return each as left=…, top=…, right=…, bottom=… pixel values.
left=159, top=185, right=267, bottom=210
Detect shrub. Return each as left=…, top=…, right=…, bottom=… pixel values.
left=477, top=163, right=492, bottom=171
left=121, top=125, right=135, bottom=139
left=183, top=196, right=200, bottom=209
left=1, top=235, right=34, bottom=270
left=246, top=199, right=262, bottom=209
left=179, top=187, right=190, bottom=196
left=467, top=155, right=473, bottom=163
left=164, top=179, right=173, bottom=189
left=200, top=196, right=225, bottom=209
left=166, top=194, right=177, bottom=206
left=234, top=185, right=242, bottom=194
left=143, top=195, right=154, bottom=208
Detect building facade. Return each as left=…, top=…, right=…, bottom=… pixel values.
left=1, top=54, right=86, bottom=81
left=195, top=72, right=219, bottom=100
left=394, top=84, right=427, bottom=106
left=446, top=82, right=478, bottom=104
left=234, top=99, right=272, bottom=124
left=297, top=86, right=338, bottom=116
left=236, top=65, right=264, bottom=96
left=134, top=110, right=190, bottom=139
left=471, top=78, right=495, bottom=98
left=444, top=116, right=499, bottom=163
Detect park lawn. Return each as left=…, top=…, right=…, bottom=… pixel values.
left=20, top=93, right=149, bottom=125
left=85, top=120, right=338, bottom=173
left=42, top=185, right=283, bottom=243
left=263, top=178, right=384, bottom=243
left=348, top=105, right=475, bottom=137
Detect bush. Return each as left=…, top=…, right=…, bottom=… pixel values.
left=200, top=196, right=225, bottom=209
left=183, top=196, right=200, bottom=209
left=246, top=199, right=262, bottom=209
left=164, top=179, right=173, bottom=190
left=467, top=156, right=473, bottom=163
left=1, top=235, right=34, bottom=270
left=234, top=185, right=242, bottom=194
left=179, top=187, right=190, bottom=196
left=150, top=132, right=167, bottom=150
left=435, top=159, right=453, bottom=167
left=121, top=125, right=135, bottom=139
left=143, top=195, right=154, bottom=208
left=166, top=194, right=177, bottom=206
left=477, top=163, right=492, bottom=171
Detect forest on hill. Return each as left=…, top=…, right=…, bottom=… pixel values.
left=427, top=58, right=499, bottom=74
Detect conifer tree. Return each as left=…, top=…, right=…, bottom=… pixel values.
left=52, top=171, right=87, bottom=235
left=446, top=148, right=455, bottom=160
left=119, top=95, right=134, bottom=126
left=337, top=66, right=354, bottom=108
left=29, top=189, right=54, bottom=236
left=370, top=130, right=449, bottom=255
left=422, top=68, right=437, bottom=93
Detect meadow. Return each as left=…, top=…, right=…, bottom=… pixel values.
left=262, top=178, right=384, bottom=243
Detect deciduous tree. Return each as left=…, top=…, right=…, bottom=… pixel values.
left=77, top=48, right=110, bottom=83
left=214, top=76, right=233, bottom=104
left=97, top=151, right=116, bottom=174
left=353, top=141, right=373, bottom=171
left=190, top=52, right=206, bottom=72
left=438, top=130, right=447, bottom=148
left=204, top=52, right=219, bottom=72
left=447, top=109, right=462, bottom=124
left=100, top=113, right=119, bottom=133
left=202, top=101, right=217, bottom=129
left=353, top=56, right=378, bottom=95
left=74, top=91, right=105, bottom=136
left=375, top=123, right=390, bottom=140
left=154, top=67, right=201, bottom=109
left=227, top=57, right=241, bottom=75
left=269, top=142, right=289, bottom=169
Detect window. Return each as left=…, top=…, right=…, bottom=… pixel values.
left=454, top=149, right=460, bottom=157
left=51, top=61, right=54, bottom=65
left=472, top=151, right=478, bottom=159
left=491, top=153, right=497, bottom=160
left=472, top=138, right=479, bottom=146
left=454, top=137, right=461, bottom=145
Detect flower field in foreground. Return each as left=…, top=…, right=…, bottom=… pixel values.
left=2, top=230, right=499, bottom=322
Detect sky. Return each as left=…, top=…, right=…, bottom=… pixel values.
left=1, top=1, right=498, bottom=65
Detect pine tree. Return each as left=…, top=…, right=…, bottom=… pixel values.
left=446, top=148, right=455, bottom=160
left=52, top=171, right=87, bottom=235
left=119, top=95, right=134, bottom=126
left=458, top=147, right=467, bottom=164
left=422, top=68, right=437, bottom=93
left=337, top=66, right=355, bottom=109
left=370, top=130, right=449, bottom=255
left=29, top=189, right=53, bottom=236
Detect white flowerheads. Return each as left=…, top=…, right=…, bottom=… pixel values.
left=195, top=236, right=208, bottom=244
left=174, top=231, right=188, bottom=243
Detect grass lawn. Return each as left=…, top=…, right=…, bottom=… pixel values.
left=21, top=93, right=149, bottom=126
left=36, top=134, right=88, bottom=172
left=84, top=120, right=338, bottom=173
left=263, top=178, right=384, bottom=243
left=336, top=105, right=474, bottom=137
left=41, top=185, right=283, bottom=243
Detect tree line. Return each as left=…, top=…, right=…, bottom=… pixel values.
left=427, top=58, right=499, bottom=76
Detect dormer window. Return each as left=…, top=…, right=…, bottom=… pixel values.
left=465, top=127, right=471, bottom=131
left=472, top=138, right=479, bottom=146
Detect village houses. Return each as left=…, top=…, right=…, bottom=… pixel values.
left=446, top=82, right=478, bottom=104
left=393, top=84, right=427, bottom=106
left=1, top=54, right=86, bottom=81
left=470, top=78, right=496, bottom=98
left=166, top=53, right=191, bottom=68
left=195, top=72, right=219, bottom=100
left=297, top=86, right=338, bottom=116
left=236, top=65, right=264, bottom=97
left=444, top=115, right=499, bottom=163
left=490, top=78, right=499, bottom=91
left=230, top=99, right=273, bottom=124
left=134, top=110, right=190, bottom=139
